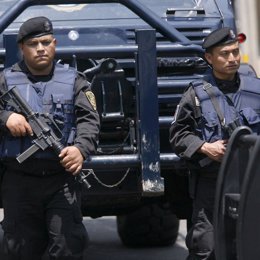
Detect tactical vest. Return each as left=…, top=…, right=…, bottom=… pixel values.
left=0, top=63, right=76, bottom=159
left=192, top=74, right=260, bottom=142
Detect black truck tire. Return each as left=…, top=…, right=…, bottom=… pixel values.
left=116, top=202, right=180, bottom=247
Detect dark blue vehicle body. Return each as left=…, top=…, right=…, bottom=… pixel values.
left=0, top=0, right=238, bottom=247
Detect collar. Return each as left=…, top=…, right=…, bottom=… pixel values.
left=12, top=60, right=55, bottom=83
left=213, top=73, right=240, bottom=94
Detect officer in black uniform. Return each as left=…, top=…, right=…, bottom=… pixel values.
left=0, top=17, right=100, bottom=260
left=169, top=27, right=260, bottom=259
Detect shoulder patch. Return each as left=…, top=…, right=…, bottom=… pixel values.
left=85, top=91, right=97, bottom=111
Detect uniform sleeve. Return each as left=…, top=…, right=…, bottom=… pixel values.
left=73, top=74, right=100, bottom=159
left=0, top=72, right=13, bottom=130
left=169, top=86, right=205, bottom=160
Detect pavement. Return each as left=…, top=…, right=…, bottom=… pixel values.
left=0, top=208, right=188, bottom=260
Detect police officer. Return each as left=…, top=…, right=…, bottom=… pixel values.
left=0, top=17, right=100, bottom=260
left=169, top=27, right=260, bottom=259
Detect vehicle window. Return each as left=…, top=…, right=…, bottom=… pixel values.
left=0, top=0, right=220, bottom=19
left=0, top=0, right=18, bottom=16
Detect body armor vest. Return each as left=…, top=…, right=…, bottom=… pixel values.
left=192, top=74, right=260, bottom=142
left=0, top=63, right=76, bottom=159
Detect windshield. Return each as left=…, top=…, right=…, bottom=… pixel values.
left=0, top=0, right=220, bottom=19
left=0, top=0, right=16, bottom=15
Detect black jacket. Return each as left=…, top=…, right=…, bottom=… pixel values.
left=0, top=61, right=100, bottom=160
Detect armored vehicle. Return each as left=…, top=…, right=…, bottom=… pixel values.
left=0, top=0, right=240, bottom=247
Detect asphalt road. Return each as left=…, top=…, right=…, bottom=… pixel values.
left=0, top=209, right=188, bottom=260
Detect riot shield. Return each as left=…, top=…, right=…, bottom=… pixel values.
left=214, top=126, right=258, bottom=259
left=236, top=131, right=260, bottom=259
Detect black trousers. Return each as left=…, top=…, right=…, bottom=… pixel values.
left=186, top=176, right=217, bottom=260
left=1, top=168, right=87, bottom=260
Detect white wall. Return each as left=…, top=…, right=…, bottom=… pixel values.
left=234, top=0, right=260, bottom=76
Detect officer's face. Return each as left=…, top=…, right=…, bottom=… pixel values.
left=19, top=35, right=56, bottom=75
left=204, top=41, right=240, bottom=80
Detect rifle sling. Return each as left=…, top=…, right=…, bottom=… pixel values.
left=202, top=81, right=225, bottom=126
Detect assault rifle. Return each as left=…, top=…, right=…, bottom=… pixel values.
left=0, top=86, right=91, bottom=188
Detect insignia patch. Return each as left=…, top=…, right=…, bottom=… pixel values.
left=195, top=96, right=200, bottom=106
left=44, top=20, right=52, bottom=33
left=229, top=29, right=236, bottom=39
left=85, top=91, right=97, bottom=111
